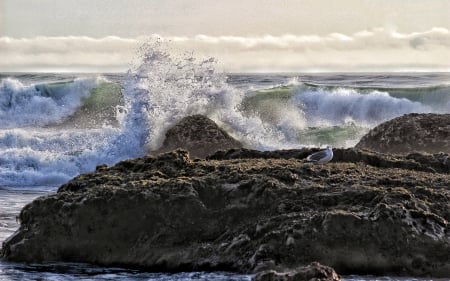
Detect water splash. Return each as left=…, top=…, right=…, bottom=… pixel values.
left=122, top=41, right=302, bottom=151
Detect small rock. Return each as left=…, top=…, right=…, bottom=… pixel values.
left=153, top=115, right=242, bottom=158
left=252, top=262, right=341, bottom=281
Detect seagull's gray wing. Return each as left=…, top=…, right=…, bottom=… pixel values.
left=306, top=150, right=328, bottom=162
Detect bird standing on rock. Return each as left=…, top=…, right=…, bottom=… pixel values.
left=306, top=145, right=333, bottom=164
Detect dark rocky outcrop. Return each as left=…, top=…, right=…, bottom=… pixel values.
left=356, top=113, right=450, bottom=154
left=153, top=115, right=242, bottom=158
left=252, top=262, right=341, bottom=281
left=2, top=148, right=449, bottom=277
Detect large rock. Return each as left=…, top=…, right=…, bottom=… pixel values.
left=153, top=114, right=242, bottom=158
left=356, top=113, right=450, bottom=154
left=2, top=148, right=449, bottom=277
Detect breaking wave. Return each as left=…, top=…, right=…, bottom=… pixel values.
left=290, top=84, right=434, bottom=127
left=0, top=77, right=106, bottom=128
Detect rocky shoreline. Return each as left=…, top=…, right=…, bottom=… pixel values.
left=1, top=114, right=450, bottom=279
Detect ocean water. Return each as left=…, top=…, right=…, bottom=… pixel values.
left=1, top=45, right=449, bottom=280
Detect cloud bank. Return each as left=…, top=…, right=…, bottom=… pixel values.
left=1, top=27, right=449, bottom=72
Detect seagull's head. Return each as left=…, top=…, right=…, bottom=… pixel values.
left=326, top=145, right=332, bottom=150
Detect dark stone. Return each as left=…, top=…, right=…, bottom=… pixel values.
left=153, top=115, right=242, bottom=158
left=252, top=262, right=341, bottom=281
left=356, top=113, right=450, bottom=154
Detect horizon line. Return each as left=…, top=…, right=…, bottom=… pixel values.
left=2, top=70, right=450, bottom=74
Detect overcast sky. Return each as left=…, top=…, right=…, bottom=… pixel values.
left=1, top=0, right=450, bottom=72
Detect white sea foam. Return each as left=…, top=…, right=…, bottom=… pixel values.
left=0, top=128, right=122, bottom=186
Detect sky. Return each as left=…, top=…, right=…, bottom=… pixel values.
left=1, top=0, right=450, bottom=72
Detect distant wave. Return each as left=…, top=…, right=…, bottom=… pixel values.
left=303, top=82, right=450, bottom=108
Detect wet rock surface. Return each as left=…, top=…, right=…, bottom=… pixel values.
left=153, top=114, right=242, bottom=158
left=356, top=113, right=450, bottom=154
left=2, top=147, right=449, bottom=277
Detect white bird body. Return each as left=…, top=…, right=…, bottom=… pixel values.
left=306, top=146, right=333, bottom=164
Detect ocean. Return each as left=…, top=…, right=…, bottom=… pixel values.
left=1, top=47, right=449, bottom=280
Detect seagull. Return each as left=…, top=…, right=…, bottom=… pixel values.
left=306, top=145, right=333, bottom=164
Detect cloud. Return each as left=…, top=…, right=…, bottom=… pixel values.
left=0, top=36, right=139, bottom=71
left=179, top=27, right=450, bottom=52
left=1, top=27, right=450, bottom=72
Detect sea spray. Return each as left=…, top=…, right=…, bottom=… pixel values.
left=122, top=42, right=303, bottom=151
